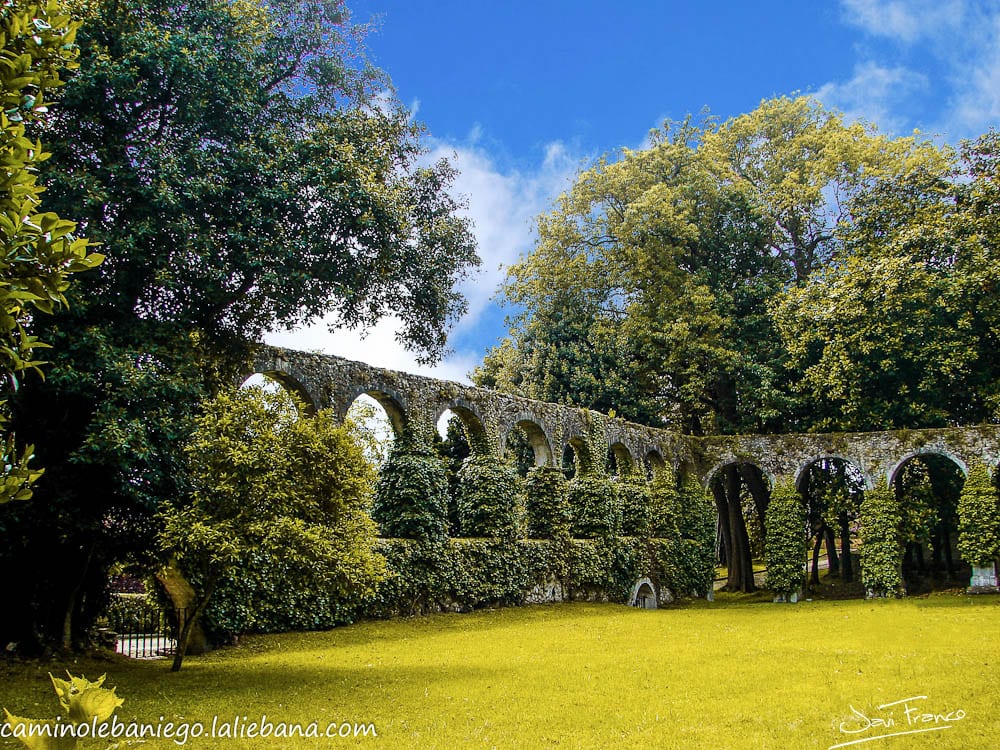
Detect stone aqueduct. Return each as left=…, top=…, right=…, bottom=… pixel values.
left=251, top=345, right=1000, bottom=489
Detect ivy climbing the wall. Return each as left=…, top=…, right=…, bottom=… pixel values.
left=457, top=454, right=522, bottom=538
left=371, top=430, right=450, bottom=543
left=764, top=480, right=807, bottom=601
left=524, top=466, right=571, bottom=538
left=859, top=477, right=904, bottom=597
left=956, top=463, right=1000, bottom=568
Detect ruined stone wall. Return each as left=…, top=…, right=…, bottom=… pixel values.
left=250, top=345, right=1000, bottom=488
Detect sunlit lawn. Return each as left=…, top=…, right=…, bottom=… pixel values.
left=2, top=595, right=998, bottom=749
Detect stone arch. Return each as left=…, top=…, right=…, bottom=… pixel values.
left=645, top=449, right=666, bottom=479
left=703, top=458, right=776, bottom=491
left=344, top=384, right=408, bottom=436
left=628, top=577, right=657, bottom=609
left=887, top=449, right=968, bottom=485
left=609, top=442, right=636, bottom=477
left=566, top=434, right=598, bottom=476
left=436, top=399, right=490, bottom=454
left=794, top=455, right=871, bottom=491
left=506, top=414, right=553, bottom=467
left=245, top=370, right=319, bottom=415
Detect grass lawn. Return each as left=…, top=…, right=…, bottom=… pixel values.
left=2, top=595, right=999, bottom=749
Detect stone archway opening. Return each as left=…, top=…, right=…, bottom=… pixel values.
left=708, top=461, right=771, bottom=593
left=890, top=452, right=967, bottom=591
left=608, top=442, right=636, bottom=479
left=505, top=418, right=552, bottom=476
left=628, top=577, right=657, bottom=609
left=240, top=371, right=314, bottom=416
left=345, top=393, right=396, bottom=468
left=797, top=457, right=866, bottom=590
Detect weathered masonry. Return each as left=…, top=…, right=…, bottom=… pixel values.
left=250, top=345, right=1000, bottom=487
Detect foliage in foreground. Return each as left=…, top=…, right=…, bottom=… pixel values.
left=159, top=387, right=384, bottom=669
left=1, top=0, right=477, bottom=651
left=0, top=0, right=102, bottom=504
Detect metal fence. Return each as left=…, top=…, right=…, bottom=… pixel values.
left=110, top=607, right=185, bottom=659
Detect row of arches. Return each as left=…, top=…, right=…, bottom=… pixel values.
left=249, top=368, right=668, bottom=476
left=708, top=451, right=970, bottom=595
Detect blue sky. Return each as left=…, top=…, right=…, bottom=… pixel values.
left=266, top=0, right=1000, bottom=383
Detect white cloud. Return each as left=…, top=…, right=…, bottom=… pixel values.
left=827, top=1, right=1000, bottom=138
left=815, top=61, right=929, bottom=132
left=265, top=133, right=581, bottom=385
left=840, top=0, right=965, bottom=43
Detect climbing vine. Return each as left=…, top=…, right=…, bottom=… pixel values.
left=456, top=454, right=522, bottom=538
left=371, top=430, right=450, bottom=542
left=764, top=480, right=807, bottom=601
left=859, top=477, right=904, bottom=597
left=523, top=466, right=571, bottom=538
left=956, top=463, right=1000, bottom=567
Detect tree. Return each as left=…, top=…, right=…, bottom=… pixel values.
left=0, top=0, right=102, bottom=504
left=481, top=97, right=948, bottom=593
left=159, top=386, right=384, bottom=671
left=0, top=0, right=478, bottom=650
left=773, top=132, right=1000, bottom=430
left=764, top=480, right=807, bottom=601
left=371, top=430, right=450, bottom=543
left=859, top=477, right=904, bottom=598
left=956, top=463, right=1000, bottom=569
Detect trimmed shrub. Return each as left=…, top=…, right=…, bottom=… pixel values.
left=764, top=480, right=807, bottom=600
left=568, top=475, right=620, bottom=539
left=524, top=466, right=570, bottom=538
left=371, top=431, right=450, bottom=543
left=956, top=463, right=1000, bottom=566
left=673, top=475, right=717, bottom=597
left=619, top=479, right=652, bottom=537
left=457, top=454, right=522, bottom=538
left=859, top=477, right=904, bottom=597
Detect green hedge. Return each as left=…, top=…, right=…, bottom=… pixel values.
left=371, top=432, right=450, bottom=542
left=957, top=463, right=1000, bottom=567
left=457, top=455, right=522, bottom=538
left=860, top=477, right=904, bottom=598
left=568, top=475, right=620, bottom=539
left=764, top=480, right=807, bottom=600
left=363, top=537, right=678, bottom=618
left=524, top=466, right=570, bottom=538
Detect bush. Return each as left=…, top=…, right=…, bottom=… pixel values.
left=568, top=475, right=620, bottom=539
left=372, top=431, right=450, bottom=542
left=764, top=480, right=807, bottom=600
left=859, top=477, right=904, bottom=597
left=457, top=455, right=522, bottom=538
left=619, top=480, right=652, bottom=537
left=956, top=463, right=1000, bottom=567
left=523, top=466, right=570, bottom=538
left=672, top=476, right=717, bottom=597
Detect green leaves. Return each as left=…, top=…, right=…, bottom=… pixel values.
left=3, top=672, right=123, bottom=750
left=860, top=477, right=904, bottom=598
left=764, top=480, right=807, bottom=599
left=0, top=0, right=99, bottom=503
left=956, top=463, right=1000, bottom=567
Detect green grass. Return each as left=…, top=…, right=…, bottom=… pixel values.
left=2, top=596, right=999, bottom=749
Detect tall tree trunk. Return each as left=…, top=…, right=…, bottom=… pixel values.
left=739, top=463, right=770, bottom=541
left=62, top=545, right=95, bottom=653
left=712, top=480, right=733, bottom=572
left=840, top=513, right=853, bottom=583
left=724, top=465, right=755, bottom=592
left=811, top=533, right=822, bottom=585
left=824, top=525, right=840, bottom=576
left=172, top=575, right=219, bottom=673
